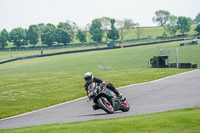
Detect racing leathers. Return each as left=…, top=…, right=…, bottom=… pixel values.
left=84, top=77, right=121, bottom=97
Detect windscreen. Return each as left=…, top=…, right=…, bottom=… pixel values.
left=88, top=82, right=96, bottom=91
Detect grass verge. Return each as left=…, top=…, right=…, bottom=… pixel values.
left=1, top=107, right=200, bottom=133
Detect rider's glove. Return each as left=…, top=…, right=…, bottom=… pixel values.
left=101, top=83, right=107, bottom=89
left=102, top=82, right=107, bottom=86
left=87, top=98, right=91, bottom=102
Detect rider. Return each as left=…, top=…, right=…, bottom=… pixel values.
left=84, top=72, right=125, bottom=110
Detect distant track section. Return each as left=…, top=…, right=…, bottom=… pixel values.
left=0, top=39, right=183, bottom=65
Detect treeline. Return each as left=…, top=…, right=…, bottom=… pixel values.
left=0, top=18, right=134, bottom=49
left=0, top=10, right=200, bottom=49
left=152, top=10, right=200, bottom=37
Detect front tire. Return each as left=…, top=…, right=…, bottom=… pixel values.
left=120, top=100, right=130, bottom=112
left=97, top=97, right=114, bottom=114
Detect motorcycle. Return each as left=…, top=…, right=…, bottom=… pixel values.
left=87, top=82, right=130, bottom=114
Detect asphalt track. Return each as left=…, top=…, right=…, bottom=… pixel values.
left=0, top=69, right=200, bottom=129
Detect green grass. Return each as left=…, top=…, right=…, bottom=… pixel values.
left=1, top=107, right=200, bottom=133
left=0, top=40, right=199, bottom=73
left=0, top=40, right=199, bottom=118
left=0, top=45, right=107, bottom=62
left=0, top=42, right=200, bottom=73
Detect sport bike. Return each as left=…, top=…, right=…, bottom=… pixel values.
left=87, top=82, right=130, bottom=114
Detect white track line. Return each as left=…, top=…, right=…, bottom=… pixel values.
left=1, top=69, right=198, bottom=121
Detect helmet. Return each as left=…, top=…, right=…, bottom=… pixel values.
left=84, top=72, right=93, bottom=82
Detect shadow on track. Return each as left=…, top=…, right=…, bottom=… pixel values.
left=77, top=111, right=124, bottom=117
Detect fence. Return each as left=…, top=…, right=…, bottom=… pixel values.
left=0, top=38, right=186, bottom=64
left=0, top=36, right=183, bottom=52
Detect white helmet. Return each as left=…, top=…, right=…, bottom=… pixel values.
left=84, top=72, right=93, bottom=82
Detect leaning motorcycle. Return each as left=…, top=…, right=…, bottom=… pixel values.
left=87, top=82, right=130, bottom=114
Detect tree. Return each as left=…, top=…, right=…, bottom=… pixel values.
left=66, top=20, right=78, bottom=44
left=9, top=27, right=27, bottom=47
left=107, top=19, right=119, bottom=41
left=76, top=29, right=86, bottom=43
left=135, top=23, right=143, bottom=39
left=57, top=22, right=73, bottom=42
left=27, top=25, right=39, bottom=47
left=58, top=21, right=78, bottom=44
left=0, top=29, right=9, bottom=49
left=116, top=18, right=136, bottom=42
left=41, top=23, right=56, bottom=46
left=89, top=19, right=103, bottom=42
left=101, top=17, right=111, bottom=42
left=152, top=10, right=171, bottom=36
left=84, top=24, right=92, bottom=43
left=167, top=15, right=178, bottom=36
left=37, top=23, right=45, bottom=38
left=57, top=22, right=72, bottom=31
left=195, top=24, right=200, bottom=35
left=152, top=10, right=171, bottom=26
left=194, top=13, right=200, bottom=23
left=188, top=17, right=195, bottom=25
left=54, top=28, right=71, bottom=45
left=177, top=16, right=191, bottom=35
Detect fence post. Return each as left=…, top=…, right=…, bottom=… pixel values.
left=176, top=48, right=178, bottom=68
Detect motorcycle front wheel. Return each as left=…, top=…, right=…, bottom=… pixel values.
left=97, top=97, right=114, bottom=114
left=120, top=100, right=130, bottom=112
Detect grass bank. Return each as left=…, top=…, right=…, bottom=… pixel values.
left=0, top=40, right=199, bottom=73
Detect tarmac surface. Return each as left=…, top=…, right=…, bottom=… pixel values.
left=0, top=69, right=200, bottom=129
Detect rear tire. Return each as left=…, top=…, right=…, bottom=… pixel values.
left=97, top=97, right=114, bottom=114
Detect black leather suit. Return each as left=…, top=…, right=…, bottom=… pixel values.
left=84, top=77, right=120, bottom=96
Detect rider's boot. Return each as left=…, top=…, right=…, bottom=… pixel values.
left=118, top=93, right=126, bottom=102
left=93, top=104, right=100, bottom=110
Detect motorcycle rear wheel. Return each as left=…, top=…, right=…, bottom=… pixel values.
left=97, top=97, right=114, bottom=114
